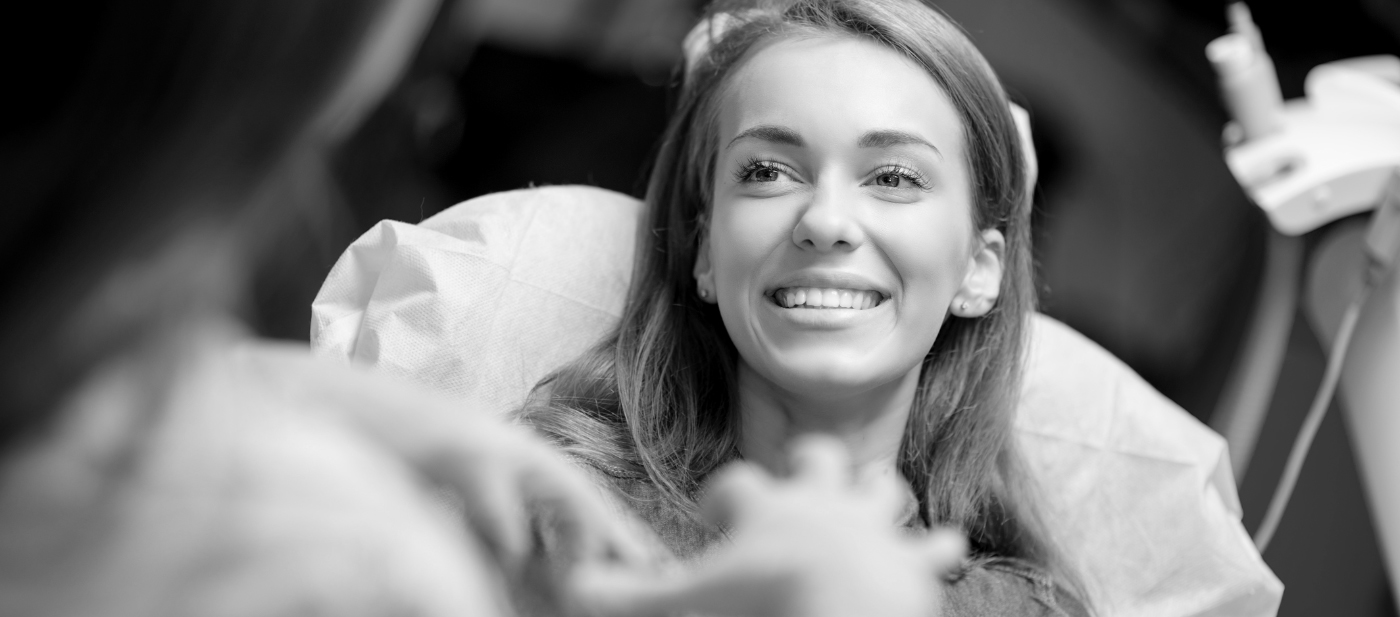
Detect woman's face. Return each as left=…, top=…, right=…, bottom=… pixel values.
left=696, top=35, right=1004, bottom=397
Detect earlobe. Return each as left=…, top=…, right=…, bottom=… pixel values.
left=694, top=235, right=718, bottom=303
left=953, top=229, right=1005, bottom=317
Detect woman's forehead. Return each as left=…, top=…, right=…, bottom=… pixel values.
left=714, top=35, right=965, bottom=158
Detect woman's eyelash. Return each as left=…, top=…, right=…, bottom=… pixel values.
left=873, top=164, right=932, bottom=190
left=732, top=159, right=929, bottom=189
left=734, top=158, right=787, bottom=183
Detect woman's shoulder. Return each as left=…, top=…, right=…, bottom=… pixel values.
left=944, top=557, right=1090, bottom=617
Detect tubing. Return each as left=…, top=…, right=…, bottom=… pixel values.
left=1253, top=281, right=1370, bottom=552
left=1211, top=229, right=1304, bottom=481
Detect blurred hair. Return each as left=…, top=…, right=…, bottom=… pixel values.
left=522, top=0, right=1085, bottom=599
left=0, top=0, right=401, bottom=451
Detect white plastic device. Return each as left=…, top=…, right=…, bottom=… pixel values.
left=1208, top=6, right=1400, bottom=606
left=1223, top=56, right=1400, bottom=236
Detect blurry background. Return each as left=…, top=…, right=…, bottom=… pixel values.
left=5, top=0, right=1396, bottom=614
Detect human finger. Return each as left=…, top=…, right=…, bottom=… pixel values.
left=525, top=459, right=652, bottom=566
left=919, top=528, right=969, bottom=578
left=570, top=559, right=772, bottom=617
left=860, top=467, right=911, bottom=520
left=449, top=461, right=532, bottom=572
left=700, top=462, right=771, bottom=526
left=569, top=564, right=686, bottom=617
left=788, top=434, right=851, bottom=488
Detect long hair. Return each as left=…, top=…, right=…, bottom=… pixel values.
left=0, top=0, right=411, bottom=452
left=522, top=0, right=1078, bottom=595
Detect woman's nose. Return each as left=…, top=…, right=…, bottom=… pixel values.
left=792, top=184, right=865, bottom=252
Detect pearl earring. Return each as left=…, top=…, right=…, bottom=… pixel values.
left=960, top=301, right=969, bottom=312
left=700, top=288, right=710, bottom=299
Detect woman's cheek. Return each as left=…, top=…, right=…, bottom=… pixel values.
left=715, top=200, right=789, bottom=259
left=881, top=225, right=970, bottom=317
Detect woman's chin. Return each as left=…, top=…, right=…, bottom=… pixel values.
left=751, top=353, right=918, bottom=400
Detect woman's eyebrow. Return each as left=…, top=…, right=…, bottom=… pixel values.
left=726, top=124, right=805, bottom=150
left=857, top=129, right=942, bottom=159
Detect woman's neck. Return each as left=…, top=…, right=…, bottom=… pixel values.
left=735, top=362, right=920, bottom=482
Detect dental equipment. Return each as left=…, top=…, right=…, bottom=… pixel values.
left=1208, top=2, right=1400, bottom=601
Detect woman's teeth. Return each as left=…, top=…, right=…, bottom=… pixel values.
left=774, top=288, right=883, bottom=309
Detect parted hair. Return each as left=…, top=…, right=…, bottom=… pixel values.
left=521, top=0, right=1082, bottom=599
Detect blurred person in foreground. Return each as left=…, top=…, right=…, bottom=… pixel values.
left=0, top=1, right=965, bottom=616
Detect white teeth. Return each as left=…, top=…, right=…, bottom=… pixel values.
left=822, top=289, right=840, bottom=308
left=774, top=287, right=883, bottom=310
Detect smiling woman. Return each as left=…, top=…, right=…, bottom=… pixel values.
left=701, top=34, right=1002, bottom=417
left=519, top=0, right=1084, bottom=615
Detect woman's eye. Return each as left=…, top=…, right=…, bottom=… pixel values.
left=875, top=172, right=905, bottom=188
left=870, top=166, right=930, bottom=191
left=753, top=166, right=782, bottom=182
left=736, top=160, right=793, bottom=184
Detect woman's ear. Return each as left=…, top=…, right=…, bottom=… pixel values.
left=951, top=229, right=1004, bottom=318
left=693, top=234, right=718, bottom=304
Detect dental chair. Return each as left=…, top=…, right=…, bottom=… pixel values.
left=311, top=185, right=1283, bottom=616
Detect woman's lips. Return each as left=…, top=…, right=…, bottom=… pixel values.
left=771, top=287, right=885, bottom=310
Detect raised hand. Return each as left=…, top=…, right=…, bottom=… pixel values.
left=571, top=436, right=967, bottom=617
left=232, top=341, right=650, bottom=573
